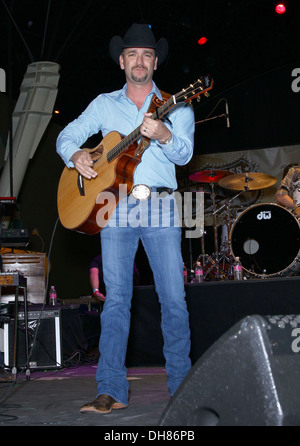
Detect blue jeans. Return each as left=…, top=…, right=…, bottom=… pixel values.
left=96, top=193, right=191, bottom=405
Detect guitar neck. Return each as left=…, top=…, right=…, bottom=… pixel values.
left=106, top=95, right=175, bottom=163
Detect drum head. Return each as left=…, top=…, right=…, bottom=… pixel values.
left=230, top=203, right=300, bottom=276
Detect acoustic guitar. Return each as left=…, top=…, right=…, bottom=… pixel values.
left=57, top=75, right=214, bottom=235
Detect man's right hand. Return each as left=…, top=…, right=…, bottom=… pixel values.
left=94, top=290, right=106, bottom=302
left=70, top=150, right=98, bottom=179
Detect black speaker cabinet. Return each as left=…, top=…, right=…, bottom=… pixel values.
left=159, top=315, right=300, bottom=426
left=3, top=308, right=62, bottom=370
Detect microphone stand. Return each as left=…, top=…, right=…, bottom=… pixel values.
left=213, top=187, right=248, bottom=217
left=195, top=98, right=229, bottom=127
left=195, top=113, right=227, bottom=126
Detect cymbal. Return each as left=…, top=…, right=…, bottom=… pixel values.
left=218, top=172, right=277, bottom=191
left=189, top=169, right=232, bottom=183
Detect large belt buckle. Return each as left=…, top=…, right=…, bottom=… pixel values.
left=131, top=184, right=152, bottom=200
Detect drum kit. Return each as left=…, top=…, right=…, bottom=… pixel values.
left=187, top=168, right=300, bottom=280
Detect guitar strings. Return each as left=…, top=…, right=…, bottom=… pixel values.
left=105, top=96, right=174, bottom=163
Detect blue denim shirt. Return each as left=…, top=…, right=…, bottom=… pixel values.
left=56, top=81, right=195, bottom=190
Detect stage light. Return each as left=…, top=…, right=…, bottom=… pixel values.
left=198, top=37, right=207, bottom=45
left=54, top=110, right=60, bottom=114
left=275, top=3, right=286, bottom=14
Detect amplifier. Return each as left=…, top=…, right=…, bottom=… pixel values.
left=3, top=308, right=62, bottom=370
left=0, top=228, right=29, bottom=247
left=1, top=253, right=46, bottom=304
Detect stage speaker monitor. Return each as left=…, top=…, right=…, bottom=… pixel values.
left=4, top=308, right=62, bottom=370
left=159, top=315, right=300, bottom=426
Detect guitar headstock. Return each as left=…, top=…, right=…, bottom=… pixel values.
left=176, top=75, right=214, bottom=104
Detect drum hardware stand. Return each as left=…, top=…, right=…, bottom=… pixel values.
left=188, top=168, right=233, bottom=280
left=205, top=187, right=248, bottom=280
left=200, top=230, right=208, bottom=267
left=193, top=230, right=209, bottom=272
left=203, top=178, right=233, bottom=280
left=207, top=178, right=222, bottom=279
left=213, top=186, right=248, bottom=217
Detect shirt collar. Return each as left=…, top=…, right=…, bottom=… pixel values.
left=117, top=81, right=162, bottom=102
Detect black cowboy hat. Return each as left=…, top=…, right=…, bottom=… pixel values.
left=109, top=23, right=168, bottom=66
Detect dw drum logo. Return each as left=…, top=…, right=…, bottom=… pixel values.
left=257, top=210, right=271, bottom=220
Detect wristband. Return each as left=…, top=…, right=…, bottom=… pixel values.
left=160, top=133, right=173, bottom=145
left=93, top=288, right=99, bottom=293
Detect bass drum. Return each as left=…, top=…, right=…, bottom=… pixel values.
left=230, top=203, right=300, bottom=277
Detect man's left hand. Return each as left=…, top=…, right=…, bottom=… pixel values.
left=141, top=113, right=171, bottom=143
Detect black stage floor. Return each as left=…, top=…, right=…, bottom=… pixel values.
left=0, top=365, right=169, bottom=427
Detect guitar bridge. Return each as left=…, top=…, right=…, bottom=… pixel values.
left=77, top=174, right=85, bottom=196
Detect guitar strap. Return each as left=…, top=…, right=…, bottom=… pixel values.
left=135, top=89, right=171, bottom=156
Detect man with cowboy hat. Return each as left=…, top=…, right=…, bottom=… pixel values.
left=57, top=23, right=195, bottom=414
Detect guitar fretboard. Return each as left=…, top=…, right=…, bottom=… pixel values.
left=106, top=95, right=175, bottom=163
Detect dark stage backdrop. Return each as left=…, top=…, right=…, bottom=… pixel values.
left=193, top=61, right=300, bottom=155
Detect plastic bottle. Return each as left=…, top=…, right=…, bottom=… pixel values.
left=194, top=261, right=204, bottom=283
left=49, top=285, right=57, bottom=306
left=233, top=257, right=243, bottom=280
left=183, top=263, right=188, bottom=283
